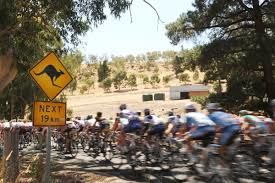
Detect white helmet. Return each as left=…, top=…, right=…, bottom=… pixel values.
left=184, top=103, right=196, bottom=110
left=206, top=103, right=220, bottom=110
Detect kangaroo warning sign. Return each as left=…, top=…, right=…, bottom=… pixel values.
left=29, top=52, right=73, bottom=100
left=33, top=101, right=66, bottom=126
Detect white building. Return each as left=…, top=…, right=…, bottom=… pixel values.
left=170, top=84, right=209, bottom=100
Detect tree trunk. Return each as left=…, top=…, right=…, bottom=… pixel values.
left=2, top=128, right=19, bottom=183
left=0, top=51, right=17, bottom=93
left=252, top=0, right=275, bottom=100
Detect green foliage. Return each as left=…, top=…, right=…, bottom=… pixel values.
left=67, top=108, right=73, bottom=118
left=143, top=76, right=150, bottom=86
left=0, top=0, right=133, bottom=119
left=111, top=56, right=126, bottom=71
left=213, top=81, right=222, bottom=93
left=172, top=56, right=185, bottom=76
left=193, top=70, right=199, bottom=81
left=178, top=73, right=190, bottom=84
left=113, top=71, right=127, bottom=90
left=68, top=79, right=77, bottom=95
left=85, top=79, right=95, bottom=93
left=166, top=0, right=275, bottom=104
left=191, top=96, right=208, bottom=108
left=163, top=75, right=172, bottom=86
left=150, top=74, right=160, bottom=88
left=98, top=60, right=110, bottom=82
left=145, top=60, right=156, bottom=71
left=127, top=74, right=137, bottom=90
left=100, top=78, right=112, bottom=93
left=153, top=66, right=159, bottom=73
left=80, top=85, right=88, bottom=95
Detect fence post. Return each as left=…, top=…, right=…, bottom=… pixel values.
left=2, top=128, right=19, bottom=183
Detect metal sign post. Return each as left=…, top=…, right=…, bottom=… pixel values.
left=29, top=52, right=72, bottom=183
left=42, top=127, right=51, bottom=183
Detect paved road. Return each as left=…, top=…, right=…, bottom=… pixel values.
left=50, top=149, right=193, bottom=183
left=20, top=144, right=271, bottom=183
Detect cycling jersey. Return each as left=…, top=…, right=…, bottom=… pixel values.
left=243, top=115, right=267, bottom=133
left=182, top=112, right=215, bottom=129
left=168, top=116, right=180, bottom=126
left=144, top=115, right=163, bottom=126
left=120, top=109, right=136, bottom=119
left=208, top=111, right=239, bottom=129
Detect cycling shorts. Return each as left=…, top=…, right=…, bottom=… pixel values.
left=190, top=125, right=215, bottom=147
left=148, top=123, right=165, bottom=138
left=123, top=118, right=142, bottom=133
left=220, top=124, right=240, bottom=146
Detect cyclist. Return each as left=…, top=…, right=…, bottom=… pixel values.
left=63, top=121, right=76, bottom=154
left=165, top=111, right=182, bottom=137
left=239, top=110, right=268, bottom=135
left=181, top=104, right=216, bottom=164
left=116, top=104, right=142, bottom=152
left=143, top=108, right=165, bottom=139
left=207, top=103, right=240, bottom=157
left=119, top=104, right=142, bottom=133
left=94, top=112, right=110, bottom=135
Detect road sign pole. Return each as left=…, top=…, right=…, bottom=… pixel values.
left=43, top=127, right=51, bottom=183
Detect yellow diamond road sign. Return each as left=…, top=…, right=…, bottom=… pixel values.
left=29, top=52, right=73, bottom=101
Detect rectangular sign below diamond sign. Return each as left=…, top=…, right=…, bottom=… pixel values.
left=33, top=101, right=66, bottom=127
left=29, top=52, right=73, bottom=101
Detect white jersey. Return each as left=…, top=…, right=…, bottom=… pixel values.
left=182, top=112, right=215, bottom=127
left=120, top=109, right=136, bottom=119
left=144, top=115, right=163, bottom=126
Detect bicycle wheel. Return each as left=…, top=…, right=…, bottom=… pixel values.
left=231, top=152, right=259, bottom=180
left=70, top=140, right=78, bottom=158
left=109, top=148, right=128, bottom=170
left=207, top=155, right=234, bottom=183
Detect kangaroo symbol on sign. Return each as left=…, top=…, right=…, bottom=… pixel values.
left=34, top=65, right=64, bottom=88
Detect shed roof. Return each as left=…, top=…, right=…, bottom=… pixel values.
left=170, top=84, right=209, bottom=92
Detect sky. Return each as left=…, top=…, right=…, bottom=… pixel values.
left=78, top=0, right=195, bottom=57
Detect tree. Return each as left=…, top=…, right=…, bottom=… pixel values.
left=113, top=71, right=127, bottom=91
left=127, top=74, right=137, bottom=90
left=193, top=70, right=199, bottom=81
left=172, top=56, right=184, bottom=76
left=68, top=79, right=77, bottom=95
left=163, top=75, right=172, bottom=86
left=111, top=56, right=126, bottom=71
left=80, top=85, right=88, bottom=95
left=0, top=0, right=134, bottom=119
left=178, top=73, right=190, bottom=84
left=150, top=74, right=160, bottom=88
left=100, top=78, right=112, bottom=93
left=98, top=60, right=110, bottom=82
left=166, top=0, right=275, bottom=101
left=143, top=76, right=150, bottom=88
left=85, top=79, right=95, bottom=93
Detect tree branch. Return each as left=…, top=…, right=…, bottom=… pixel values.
left=142, top=0, right=164, bottom=23
left=237, top=0, right=253, bottom=12
left=260, top=0, right=268, bottom=6
left=129, top=0, right=133, bottom=23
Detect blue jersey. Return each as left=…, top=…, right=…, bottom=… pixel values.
left=208, top=111, right=238, bottom=129
left=183, top=112, right=215, bottom=129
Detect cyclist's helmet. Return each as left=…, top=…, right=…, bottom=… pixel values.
left=184, top=103, right=196, bottom=112
left=239, top=110, right=252, bottom=116
left=206, top=103, right=220, bottom=111
left=119, top=104, right=127, bottom=111
left=168, top=111, right=174, bottom=116
left=144, top=108, right=150, bottom=116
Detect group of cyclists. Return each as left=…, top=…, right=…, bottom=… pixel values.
left=57, top=99, right=275, bottom=160
left=1, top=99, right=275, bottom=166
